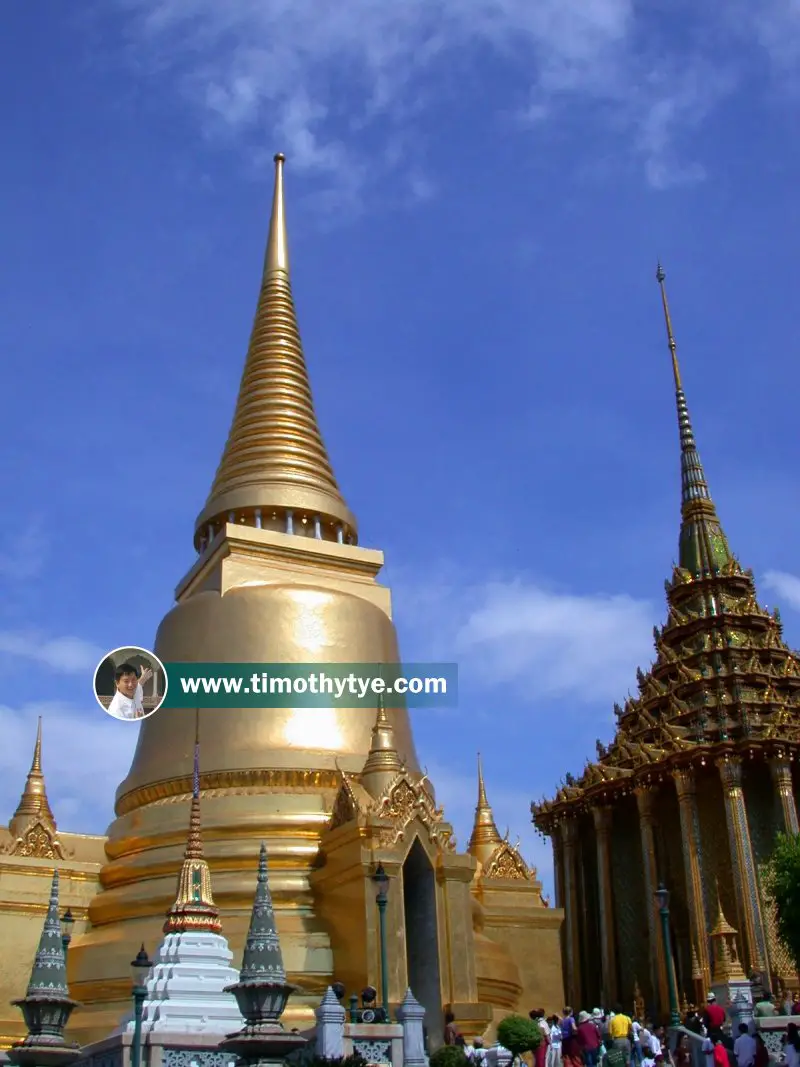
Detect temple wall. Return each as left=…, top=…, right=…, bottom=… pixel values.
left=746, top=762, right=780, bottom=867
left=611, top=798, right=650, bottom=1012
left=578, top=816, right=600, bottom=1008
left=696, top=771, right=735, bottom=933
left=653, top=785, right=692, bottom=999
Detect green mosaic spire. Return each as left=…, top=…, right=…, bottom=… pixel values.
left=239, top=842, right=286, bottom=984
left=656, top=264, right=733, bottom=577
left=27, top=869, right=69, bottom=998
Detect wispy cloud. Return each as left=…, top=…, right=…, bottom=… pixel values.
left=0, top=631, right=104, bottom=674
left=764, top=570, right=800, bottom=613
left=0, top=521, right=48, bottom=582
left=0, top=701, right=136, bottom=832
left=112, top=0, right=748, bottom=198
left=746, top=0, right=800, bottom=74
left=393, top=566, right=655, bottom=705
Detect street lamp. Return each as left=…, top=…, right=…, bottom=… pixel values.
left=61, top=908, right=74, bottom=954
left=372, top=864, right=390, bottom=1019
left=654, top=884, right=681, bottom=1028
left=130, top=944, right=151, bottom=1067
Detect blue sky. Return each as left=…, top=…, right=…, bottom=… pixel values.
left=1, top=1, right=799, bottom=898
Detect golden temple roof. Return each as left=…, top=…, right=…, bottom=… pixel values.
left=532, top=269, right=800, bottom=830
left=8, top=725, right=57, bottom=840
left=467, top=754, right=504, bottom=867
left=194, top=152, right=357, bottom=548
left=467, top=756, right=539, bottom=884
left=163, top=720, right=221, bottom=935
left=360, top=698, right=405, bottom=799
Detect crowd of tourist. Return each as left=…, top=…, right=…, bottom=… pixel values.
left=443, top=988, right=800, bottom=1067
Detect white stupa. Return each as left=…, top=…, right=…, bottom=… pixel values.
left=125, top=726, right=244, bottom=1035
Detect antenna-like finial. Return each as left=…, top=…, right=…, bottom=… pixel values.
left=656, top=262, right=682, bottom=390
left=654, top=264, right=732, bottom=576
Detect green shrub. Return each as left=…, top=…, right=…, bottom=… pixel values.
left=497, top=1014, right=543, bottom=1058
left=430, top=1046, right=470, bottom=1067
left=764, top=832, right=800, bottom=970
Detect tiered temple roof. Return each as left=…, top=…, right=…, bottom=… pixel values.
left=532, top=267, right=800, bottom=829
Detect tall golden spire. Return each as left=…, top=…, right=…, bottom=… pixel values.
left=468, top=753, right=503, bottom=867
left=163, top=715, right=221, bottom=934
left=9, top=717, right=57, bottom=839
left=656, top=264, right=732, bottom=577
left=360, top=697, right=404, bottom=798
left=194, top=152, right=357, bottom=549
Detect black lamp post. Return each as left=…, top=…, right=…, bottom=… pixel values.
left=372, top=864, right=390, bottom=1019
left=654, top=884, right=681, bottom=1028
left=61, top=909, right=74, bottom=954
left=130, top=945, right=151, bottom=1067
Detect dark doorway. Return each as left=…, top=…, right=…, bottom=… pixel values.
left=403, top=838, right=443, bottom=1049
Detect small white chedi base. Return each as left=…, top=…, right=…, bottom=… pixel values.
left=126, top=931, right=244, bottom=1034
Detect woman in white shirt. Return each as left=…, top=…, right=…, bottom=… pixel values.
left=548, top=1016, right=563, bottom=1067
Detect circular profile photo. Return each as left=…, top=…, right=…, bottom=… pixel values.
left=93, top=647, right=168, bottom=721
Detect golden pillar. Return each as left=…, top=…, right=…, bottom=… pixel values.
left=672, top=767, right=711, bottom=996
left=561, top=818, right=582, bottom=1008
left=770, top=756, right=799, bottom=835
left=635, top=785, right=668, bottom=1012
left=592, top=805, right=618, bottom=1006
left=717, top=755, right=769, bottom=974
left=552, top=824, right=565, bottom=909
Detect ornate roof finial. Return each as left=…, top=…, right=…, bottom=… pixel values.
left=9, top=718, right=61, bottom=853
left=468, top=754, right=504, bottom=866
left=220, top=843, right=305, bottom=1060
left=360, top=696, right=404, bottom=798
left=709, top=883, right=745, bottom=983
left=194, top=152, right=357, bottom=549
left=655, top=264, right=732, bottom=577
left=9, top=869, right=80, bottom=1067
left=26, top=870, right=69, bottom=997
left=163, top=713, right=221, bottom=934
left=239, top=843, right=286, bottom=984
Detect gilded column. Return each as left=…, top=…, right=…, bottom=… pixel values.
left=717, top=755, right=769, bottom=974
left=561, top=817, right=583, bottom=1009
left=635, top=785, right=668, bottom=1012
left=592, top=805, right=618, bottom=1006
left=672, top=766, right=711, bottom=995
left=770, top=756, right=799, bottom=835
left=552, top=824, right=565, bottom=910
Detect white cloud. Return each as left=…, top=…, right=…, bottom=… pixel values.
left=632, top=62, right=737, bottom=190
left=747, top=0, right=800, bottom=73
left=0, top=522, right=48, bottom=581
left=0, top=631, right=105, bottom=674
left=112, top=0, right=735, bottom=195
left=393, top=568, right=655, bottom=704
left=0, top=702, right=136, bottom=834
left=764, top=570, right=800, bottom=612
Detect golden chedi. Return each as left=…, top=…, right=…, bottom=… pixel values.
left=42, top=153, right=565, bottom=1042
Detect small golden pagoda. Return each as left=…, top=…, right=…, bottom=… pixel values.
left=0, top=153, right=563, bottom=1046
left=532, top=265, right=800, bottom=1015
